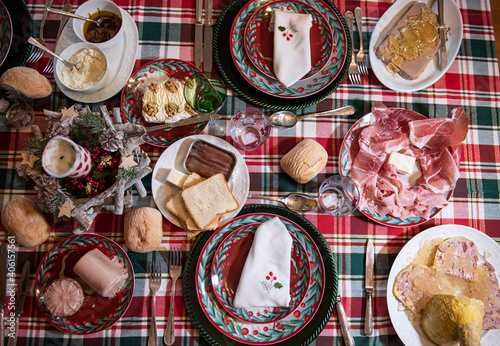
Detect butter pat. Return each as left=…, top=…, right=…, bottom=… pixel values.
left=387, top=152, right=416, bottom=175
left=166, top=168, right=187, bottom=187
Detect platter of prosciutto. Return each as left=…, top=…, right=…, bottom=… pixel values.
left=339, top=102, right=469, bottom=227
left=387, top=225, right=500, bottom=345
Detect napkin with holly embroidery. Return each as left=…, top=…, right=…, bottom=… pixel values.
left=273, top=9, right=312, bottom=87
left=233, top=217, right=292, bottom=308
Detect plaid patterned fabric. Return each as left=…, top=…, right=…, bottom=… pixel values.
left=1, top=0, right=499, bottom=345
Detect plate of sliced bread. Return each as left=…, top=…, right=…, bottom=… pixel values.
left=151, top=135, right=250, bottom=238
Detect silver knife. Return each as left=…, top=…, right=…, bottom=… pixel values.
left=364, top=240, right=374, bottom=336
left=194, top=0, right=204, bottom=67
left=39, top=0, right=55, bottom=46
left=203, top=0, right=213, bottom=71
left=8, top=261, right=29, bottom=346
left=336, top=295, right=355, bottom=346
left=125, top=113, right=227, bottom=138
left=437, top=0, right=448, bottom=70
left=0, top=244, right=7, bottom=346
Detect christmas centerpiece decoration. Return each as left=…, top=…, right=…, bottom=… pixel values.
left=18, top=104, right=151, bottom=234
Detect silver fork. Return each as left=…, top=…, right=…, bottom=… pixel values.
left=27, top=0, right=54, bottom=64
left=43, top=2, right=72, bottom=74
left=164, top=247, right=182, bottom=345
left=355, top=7, right=368, bottom=75
left=148, top=261, right=161, bottom=346
left=345, top=11, right=361, bottom=85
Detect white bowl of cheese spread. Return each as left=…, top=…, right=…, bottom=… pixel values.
left=55, top=42, right=108, bottom=93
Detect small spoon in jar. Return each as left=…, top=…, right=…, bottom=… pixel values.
left=47, top=7, right=114, bottom=27
left=269, top=105, right=355, bottom=128
left=249, top=193, right=318, bottom=212
left=27, top=37, right=78, bottom=70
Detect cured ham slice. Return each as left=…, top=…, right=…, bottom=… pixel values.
left=348, top=103, right=468, bottom=220
left=409, top=107, right=469, bottom=149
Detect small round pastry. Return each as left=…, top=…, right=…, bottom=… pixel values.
left=44, top=278, right=85, bottom=317
left=124, top=207, right=163, bottom=253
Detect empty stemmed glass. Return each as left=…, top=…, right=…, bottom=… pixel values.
left=183, top=72, right=227, bottom=132
left=318, top=175, right=360, bottom=217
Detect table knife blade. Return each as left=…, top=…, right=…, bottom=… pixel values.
left=7, top=261, right=29, bottom=346
left=437, top=0, right=448, bottom=70
left=203, top=0, right=213, bottom=71
left=194, top=0, right=204, bottom=67
left=39, top=0, right=55, bottom=45
left=0, top=244, right=7, bottom=346
left=364, top=240, right=374, bottom=336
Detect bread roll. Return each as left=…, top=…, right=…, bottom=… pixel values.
left=0, top=67, right=52, bottom=99
left=124, top=207, right=163, bottom=253
left=1, top=197, right=51, bottom=247
left=280, top=139, right=328, bottom=184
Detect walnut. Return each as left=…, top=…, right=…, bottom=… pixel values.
left=165, top=103, right=179, bottom=117
left=164, top=79, right=179, bottom=93
left=146, top=82, right=162, bottom=94
left=143, top=102, right=159, bottom=118
left=184, top=104, right=196, bottom=116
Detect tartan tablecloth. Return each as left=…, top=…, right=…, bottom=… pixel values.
left=1, top=0, right=500, bottom=345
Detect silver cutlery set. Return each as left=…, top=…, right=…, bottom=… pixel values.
left=336, top=240, right=374, bottom=345
left=148, top=248, right=183, bottom=346
left=194, top=0, right=213, bottom=71
left=345, top=7, right=368, bottom=85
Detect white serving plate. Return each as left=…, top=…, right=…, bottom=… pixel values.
left=54, top=8, right=138, bottom=103
left=369, top=0, right=463, bottom=92
left=387, top=224, right=500, bottom=346
left=151, top=135, right=250, bottom=229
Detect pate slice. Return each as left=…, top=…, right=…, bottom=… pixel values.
left=142, top=78, right=196, bottom=123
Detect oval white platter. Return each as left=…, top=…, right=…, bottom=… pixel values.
left=369, top=0, right=463, bottom=92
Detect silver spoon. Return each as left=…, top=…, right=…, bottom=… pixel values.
left=269, top=105, right=355, bottom=128
left=249, top=193, right=318, bottom=212
left=47, top=7, right=114, bottom=27
left=27, top=37, right=78, bottom=70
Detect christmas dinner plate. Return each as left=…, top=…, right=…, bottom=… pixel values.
left=244, top=0, right=333, bottom=81
left=34, top=234, right=134, bottom=335
left=211, top=222, right=310, bottom=324
left=183, top=204, right=337, bottom=345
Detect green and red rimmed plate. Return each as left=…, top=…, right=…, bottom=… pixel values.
left=120, top=59, right=207, bottom=147
left=211, top=223, right=311, bottom=324
left=244, top=0, right=333, bottom=81
left=34, top=234, right=134, bottom=334
left=183, top=204, right=337, bottom=345
left=339, top=112, right=453, bottom=227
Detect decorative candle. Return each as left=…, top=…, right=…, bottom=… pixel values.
left=42, top=136, right=92, bottom=179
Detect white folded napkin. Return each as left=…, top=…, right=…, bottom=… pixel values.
left=273, top=10, right=312, bottom=87
left=233, top=217, right=292, bottom=308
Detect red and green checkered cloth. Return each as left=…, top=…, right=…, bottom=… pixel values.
left=1, top=0, right=500, bottom=344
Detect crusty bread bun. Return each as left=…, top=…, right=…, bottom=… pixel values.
left=0, top=67, right=52, bottom=99
left=124, top=207, right=163, bottom=253
left=280, top=139, right=328, bottom=184
left=1, top=197, right=51, bottom=247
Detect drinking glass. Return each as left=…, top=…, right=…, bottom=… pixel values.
left=318, top=175, right=360, bottom=217
left=229, top=107, right=271, bottom=151
left=183, top=72, right=226, bottom=115
left=0, top=84, right=35, bottom=129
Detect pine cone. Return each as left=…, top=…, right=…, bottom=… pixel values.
left=46, top=121, right=70, bottom=139
left=99, top=128, right=124, bottom=152
left=33, top=175, right=61, bottom=201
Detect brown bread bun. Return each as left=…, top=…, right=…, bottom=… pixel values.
left=124, top=207, right=163, bottom=253
left=0, top=67, right=52, bottom=98
left=280, top=139, right=328, bottom=184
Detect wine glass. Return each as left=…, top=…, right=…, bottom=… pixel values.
left=0, top=84, right=35, bottom=129
left=318, top=175, right=360, bottom=217
left=183, top=72, right=227, bottom=132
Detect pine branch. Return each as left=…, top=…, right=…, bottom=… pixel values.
left=117, top=166, right=139, bottom=180
left=23, top=137, right=46, bottom=154
left=83, top=112, right=107, bottom=133
left=46, top=192, right=69, bottom=214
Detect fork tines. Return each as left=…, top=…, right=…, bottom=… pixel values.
left=348, top=71, right=361, bottom=85
left=43, top=59, right=54, bottom=74
left=27, top=47, right=44, bottom=64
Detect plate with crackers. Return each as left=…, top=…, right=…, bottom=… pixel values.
left=151, top=135, right=250, bottom=238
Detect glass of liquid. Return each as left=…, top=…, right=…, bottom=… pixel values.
left=229, top=107, right=271, bottom=151
left=318, top=175, right=360, bottom=217
left=183, top=72, right=226, bottom=115
left=0, top=84, right=35, bottom=129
